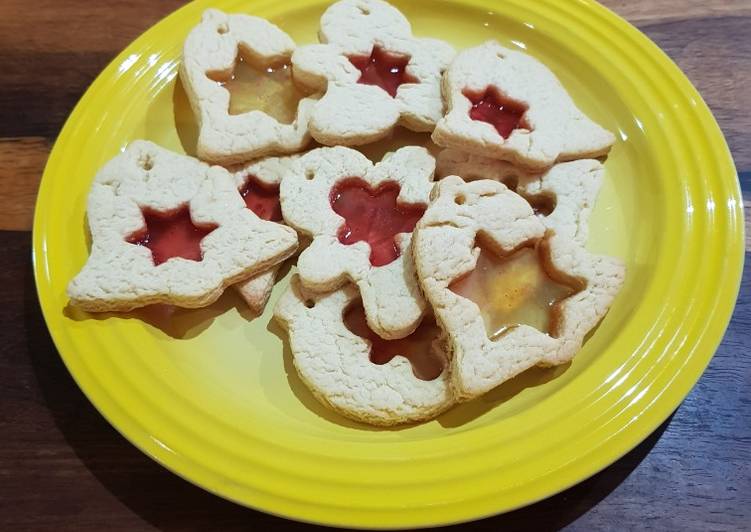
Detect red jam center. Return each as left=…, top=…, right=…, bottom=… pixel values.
left=343, top=302, right=444, bottom=381
left=348, top=46, right=416, bottom=98
left=464, top=86, right=528, bottom=139
left=330, top=178, right=425, bottom=267
left=127, top=208, right=217, bottom=266
left=240, top=176, right=282, bottom=222
left=449, top=244, right=578, bottom=339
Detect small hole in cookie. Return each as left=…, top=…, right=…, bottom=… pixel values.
left=357, top=5, right=371, bottom=15
left=140, top=155, right=154, bottom=171
left=305, top=169, right=315, bottom=180
left=455, top=194, right=466, bottom=205
left=496, top=51, right=506, bottom=60
left=304, top=299, right=315, bottom=309
left=217, top=23, right=229, bottom=34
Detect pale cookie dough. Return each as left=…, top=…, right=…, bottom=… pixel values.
left=292, top=0, right=454, bottom=145
left=280, top=146, right=435, bottom=340
left=432, top=41, right=615, bottom=170
left=230, top=154, right=301, bottom=313
left=412, top=176, right=625, bottom=401
left=436, top=149, right=604, bottom=244
left=274, top=275, right=453, bottom=425
left=180, top=9, right=317, bottom=165
left=68, top=141, right=298, bottom=312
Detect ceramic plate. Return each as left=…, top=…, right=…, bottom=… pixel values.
left=33, top=0, right=743, bottom=528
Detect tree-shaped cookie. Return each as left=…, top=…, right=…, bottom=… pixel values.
left=229, top=154, right=301, bottom=313
left=280, top=146, right=435, bottom=340
left=274, top=276, right=453, bottom=425
left=292, top=0, right=454, bottom=146
left=436, top=149, right=605, bottom=244
left=412, top=177, right=624, bottom=401
left=180, top=9, right=317, bottom=165
left=67, top=141, right=298, bottom=312
left=432, top=41, right=615, bottom=170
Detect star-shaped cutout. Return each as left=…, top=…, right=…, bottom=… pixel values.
left=464, top=86, right=529, bottom=139
left=127, top=207, right=217, bottom=266
left=348, top=45, right=417, bottom=98
left=450, top=241, right=581, bottom=338
left=343, top=301, right=444, bottom=381
left=208, top=55, right=303, bottom=123
left=330, top=178, right=425, bottom=267
left=239, top=176, right=283, bottom=222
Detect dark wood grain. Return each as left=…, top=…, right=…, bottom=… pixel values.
left=0, top=1, right=749, bottom=530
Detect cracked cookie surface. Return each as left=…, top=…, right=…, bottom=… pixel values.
left=67, top=141, right=298, bottom=312
left=432, top=41, right=615, bottom=170
left=181, top=9, right=317, bottom=165
left=229, top=154, right=302, bottom=313
left=292, top=0, right=454, bottom=146
left=436, top=148, right=605, bottom=244
left=274, top=275, right=453, bottom=426
left=412, top=176, right=625, bottom=400
left=280, top=145, right=435, bottom=340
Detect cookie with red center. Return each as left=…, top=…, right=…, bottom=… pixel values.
left=67, top=141, right=298, bottom=312
left=432, top=41, right=615, bottom=171
left=180, top=9, right=317, bottom=165
left=412, top=176, right=624, bottom=401
left=229, top=154, right=301, bottom=314
left=280, top=146, right=435, bottom=340
left=274, top=276, right=453, bottom=426
left=291, top=0, right=454, bottom=146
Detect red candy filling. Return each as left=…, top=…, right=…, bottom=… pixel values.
left=348, top=46, right=417, bottom=98
left=343, top=302, right=444, bottom=381
left=330, top=178, right=425, bottom=267
left=464, top=86, right=528, bottom=139
left=127, top=207, right=217, bottom=266
left=239, top=176, right=282, bottom=222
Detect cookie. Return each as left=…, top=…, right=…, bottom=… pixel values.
left=67, top=141, right=299, bottom=312
left=292, top=0, right=454, bottom=146
left=230, top=154, right=301, bottom=313
left=280, top=145, right=434, bottom=340
left=412, top=176, right=625, bottom=400
left=180, top=9, right=317, bottom=165
left=432, top=41, right=615, bottom=170
left=436, top=149, right=604, bottom=244
left=274, top=275, right=453, bottom=425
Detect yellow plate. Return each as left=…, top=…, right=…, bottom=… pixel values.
left=33, top=0, right=744, bottom=528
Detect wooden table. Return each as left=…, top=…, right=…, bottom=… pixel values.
left=1, top=1, right=749, bottom=529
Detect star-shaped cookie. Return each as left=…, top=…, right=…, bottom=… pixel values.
left=292, top=0, right=454, bottom=146
left=67, top=141, right=298, bottom=312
